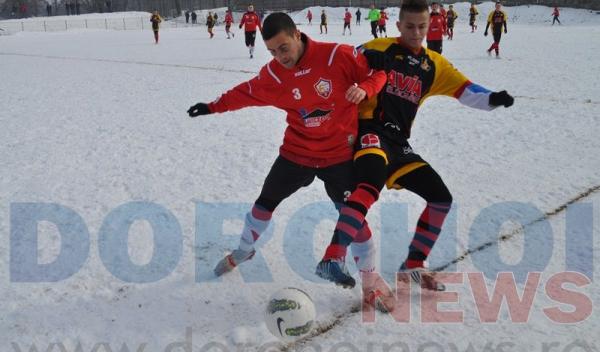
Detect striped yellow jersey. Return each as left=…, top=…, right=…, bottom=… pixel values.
left=358, top=37, right=496, bottom=139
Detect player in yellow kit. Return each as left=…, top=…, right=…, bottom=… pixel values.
left=316, top=0, right=514, bottom=294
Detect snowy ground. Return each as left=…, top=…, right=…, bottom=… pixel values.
left=1, top=2, right=600, bottom=351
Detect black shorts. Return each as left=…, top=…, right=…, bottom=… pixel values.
left=256, top=155, right=356, bottom=211
left=245, top=31, right=256, bottom=47
left=344, top=23, right=350, bottom=29
left=354, top=121, right=428, bottom=190
left=427, top=40, right=443, bottom=54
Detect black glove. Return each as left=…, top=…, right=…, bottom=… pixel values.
left=187, top=103, right=211, bottom=117
left=484, top=31, right=488, bottom=36
left=489, top=90, right=514, bottom=107
left=504, top=28, right=507, bottom=34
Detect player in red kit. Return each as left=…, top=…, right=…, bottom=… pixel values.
left=377, top=8, right=388, bottom=38
left=343, top=8, right=352, bottom=35
left=186, top=13, right=387, bottom=282
left=224, top=9, right=235, bottom=39
left=239, top=4, right=262, bottom=58
left=426, top=1, right=446, bottom=54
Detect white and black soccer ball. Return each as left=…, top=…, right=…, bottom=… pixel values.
left=264, top=287, right=316, bottom=341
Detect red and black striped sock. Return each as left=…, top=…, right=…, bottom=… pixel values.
left=407, top=202, right=452, bottom=267
left=323, top=183, right=380, bottom=260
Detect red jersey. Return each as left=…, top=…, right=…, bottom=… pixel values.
left=208, top=34, right=386, bottom=168
left=224, top=12, right=233, bottom=25
left=378, top=11, right=387, bottom=25
left=440, top=7, right=447, bottom=19
left=239, top=11, right=261, bottom=32
left=552, top=7, right=560, bottom=16
left=427, top=12, right=446, bottom=41
left=344, top=11, right=352, bottom=24
left=307, top=10, right=312, bottom=20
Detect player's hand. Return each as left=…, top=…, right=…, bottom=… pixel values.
left=489, top=90, right=514, bottom=108
left=504, top=29, right=507, bottom=34
left=187, top=102, right=212, bottom=117
left=345, top=84, right=367, bottom=104
left=484, top=31, right=488, bottom=36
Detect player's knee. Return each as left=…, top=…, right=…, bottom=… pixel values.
left=255, top=196, right=280, bottom=212
left=355, top=154, right=387, bottom=190
left=428, top=185, right=453, bottom=205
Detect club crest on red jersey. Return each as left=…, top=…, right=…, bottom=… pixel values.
left=360, top=134, right=381, bottom=148
left=314, top=78, right=333, bottom=99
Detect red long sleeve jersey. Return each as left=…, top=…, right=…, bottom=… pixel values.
left=208, top=34, right=386, bottom=168
left=427, top=12, right=447, bottom=41
left=239, top=11, right=261, bottom=32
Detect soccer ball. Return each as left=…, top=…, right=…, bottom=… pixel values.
left=264, top=287, right=316, bottom=341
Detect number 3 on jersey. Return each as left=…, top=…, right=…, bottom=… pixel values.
left=292, top=88, right=302, bottom=100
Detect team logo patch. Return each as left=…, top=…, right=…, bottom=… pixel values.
left=420, top=59, right=431, bottom=72
left=360, top=134, right=381, bottom=148
left=314, top=78, right=333, bottom=99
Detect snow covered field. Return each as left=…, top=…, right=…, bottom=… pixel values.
left=1, top=2, right=599, bottom=351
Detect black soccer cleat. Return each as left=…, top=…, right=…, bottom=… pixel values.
left=315, top=259, right=356, bottom=288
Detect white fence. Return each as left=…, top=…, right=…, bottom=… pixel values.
left=0, top=16, right=196, bottom=34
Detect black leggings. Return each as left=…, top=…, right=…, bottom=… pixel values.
left=353, top=153, right=452, bottom=204
left=255, top=156, right=356, bottom=212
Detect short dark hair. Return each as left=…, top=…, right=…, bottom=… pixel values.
left=262, top=12, right=297, bottom=41
left=400, top=0, right=429, bottom=19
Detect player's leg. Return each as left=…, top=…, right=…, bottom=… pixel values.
left=493, top=30, right=502, bottom=56
left=214, top=156, right=316, bottom=275
left=391, top=164, right=453, bottom=291
left=317, top=129, right=389, bottom=287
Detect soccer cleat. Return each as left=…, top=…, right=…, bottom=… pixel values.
left=398, top=261, right=446, bottom=291
left=362, top=274, right=397, bottom=313
left=315, top=259, right=356, bottom=288
left=213, top=249, right=256, bottom=276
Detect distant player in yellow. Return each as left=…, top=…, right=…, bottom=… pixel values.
left=316, top=0, right=514, bottom=295
left=485, top=1, right=508, bottom=57
left=469, top=2, right=478, bottom=32
left=150, top=10, right=162, bottom=44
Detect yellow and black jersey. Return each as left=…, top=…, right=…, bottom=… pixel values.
left=488, top=10, right=507, bottom=31
left=358, top=37, right=496, bottom=139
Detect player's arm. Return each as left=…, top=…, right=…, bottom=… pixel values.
left=188, top=67, right=278, bottom=117
left=256, top=14, right=263, bottom=32
left=484, top=12, right=492, bottom=34
left=238, top=14, right=245, bottom=29
left=423, top=53, right=514, bottom=110
left=503, top=11, right=508, bottom=33
left=357, top=40, right=393, bottom=71
left=337, top=45, right=387, bottom=104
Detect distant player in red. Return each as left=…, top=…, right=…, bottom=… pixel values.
left=239, top=4, right=262, bottom=58
left=485, top=1, right=508, bottom=57
left=426, top=1, right=446, bottom=54
left=552, top=6, right=561, bottom=25
left=306, top=9, right=313, bottom=25
left=377, top=8, right=388, bottom=37
left=439, top=3, right=447, bottom=20
left=187, top=13, right=387, bottom=281
left=343, top=8, right=352, bottom=35
left=224, top=10, right=235, bottom=39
